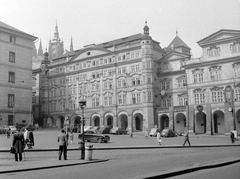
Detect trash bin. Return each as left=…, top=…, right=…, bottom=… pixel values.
left=231, top=130, right=238, bottom=140
left=85, top=145, right=93, bottom=161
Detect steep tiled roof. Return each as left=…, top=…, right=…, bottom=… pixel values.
left=167, top=35, right=190, bottom=49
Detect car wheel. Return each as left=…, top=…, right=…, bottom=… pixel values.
left=104, top=141, right=107, bottom=143
left=97, top=138, right=102, bottom=143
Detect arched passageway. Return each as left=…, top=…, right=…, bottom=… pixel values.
left=213, top=110, right=225, bottom=134
left=160, top=114, right=169, bottom=130
left=93, top=116, right=100, bottom=127
left=175, top=113, right=186, bottom=134
left=105, top=115, right=113, bottom=127
left=133, top=113, right=143, bottom=131
left=195, top=112, right=206, bottom=134
left=118, top=114, right=128, bottom=130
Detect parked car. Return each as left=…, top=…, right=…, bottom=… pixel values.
left=9, top=125, right=17, bottom=134
left=149, top=128, right=161, bottom=137
left=78, top=130, right=110, bottom=143
left=110, top=127, right=127, bottom=135
left=99, top=126, right=112, bottom=134
left=0, top=125, right=8, bottom=134
left=160, top=128, right=177, bottom=137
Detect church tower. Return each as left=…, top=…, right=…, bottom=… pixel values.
left=48, top=22, right=64, bottom=61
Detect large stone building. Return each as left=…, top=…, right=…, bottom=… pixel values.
left=158, top=29, right=240, bottom=135
left=39, top=22, right=165, bottom=131
left=34, top=22, right=240, bottom=135
left=0, top=21, right=37, bottom=126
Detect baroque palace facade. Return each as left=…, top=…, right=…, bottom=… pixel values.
left=34, top=23, right=240, bottom=135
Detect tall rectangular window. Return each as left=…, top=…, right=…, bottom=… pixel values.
left=9, top=52, right=15, bottom=63
left=10, top=36, right=16, bottom=43
left=8, top=94, right=14, bottom=108
left=235, top=89, right=240, bottom=101
left=9, top=72, right=15, bottom=83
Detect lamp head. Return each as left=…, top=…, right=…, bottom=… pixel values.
left=79, top=99, right=87, bottom=109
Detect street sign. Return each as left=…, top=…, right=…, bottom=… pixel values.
left=65, top=116, right=68, bottom=120
left=64, top=120, right=69, bottom=125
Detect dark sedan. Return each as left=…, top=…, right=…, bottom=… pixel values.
left=160, top=128, right=177, bottom=137
left=78, top=130, right=110, bottom=143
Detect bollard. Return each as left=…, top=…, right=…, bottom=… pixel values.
left=79, top=141, right=85, bottom=159
left=85, top=145, right=93, bottom=161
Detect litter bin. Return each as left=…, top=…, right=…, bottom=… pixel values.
left=85, top=145, right=93, bottom=161
left=231, top=130, right=238, bottom=140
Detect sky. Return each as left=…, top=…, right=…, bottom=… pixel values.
left=1, top=0, right=240, bottom=58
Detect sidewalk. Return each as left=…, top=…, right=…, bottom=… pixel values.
left=0, top=157, right=108, bottom=174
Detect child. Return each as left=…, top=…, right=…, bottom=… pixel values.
left=157, top=132, right=162, bottom=145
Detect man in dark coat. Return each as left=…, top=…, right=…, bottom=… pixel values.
left=28, top=130, right=34, bottom=149
left=57, top=129, right=68, bottom=160
left=183, top=130, right=191, bottom=146
left=12, top=129, right=25, bottom=161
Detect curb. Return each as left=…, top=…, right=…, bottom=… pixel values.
left=127, top=158, right=240, bottom=179
left=0, top=144, right=240, bottom=152
left=0, top=159, right=109, bottom=174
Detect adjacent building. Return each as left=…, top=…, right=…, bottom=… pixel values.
left=158, top=29, right=240, bottom=135
left=0, top=21, right=37, bottom=126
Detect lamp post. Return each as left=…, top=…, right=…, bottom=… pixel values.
left=183, top=83, right=190, bottom=132
left=79, top=99, right=86, bottom=160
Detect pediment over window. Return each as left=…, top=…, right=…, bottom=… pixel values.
left=210, top=86, right=224, bottom=91
left=209, top=65, right=222, bottom=70
left=177, top=93, right=187, bottom=97
left=234, top=83, right=240, bottom=88
left=176, top=75, right=186, bottom=80
left=192, top=68, right=204, bottom=74
left=232, top=62, right=240, bottom=68
left=193, top=88, right=206, bottom=93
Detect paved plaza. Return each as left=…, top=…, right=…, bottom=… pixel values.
left=0, top=129, right=239, bottom=175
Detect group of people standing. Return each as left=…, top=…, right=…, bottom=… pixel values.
left=11, top=128, right=35, bottom=161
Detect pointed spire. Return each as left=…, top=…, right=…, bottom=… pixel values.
left=54, top=20, right=59, bottom=40
left=38, top=39, right=43, bottom=56
left=70, top=36, right=74, bottom=52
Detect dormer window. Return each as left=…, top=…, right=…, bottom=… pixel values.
left=207, top=46, right=220, bottom=57
left=230, top=41, right=240, bottom=53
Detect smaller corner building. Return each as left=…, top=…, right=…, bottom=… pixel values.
left=0, top=21, right=37, bottom=126
left=34, top=23, right=240, bottom=136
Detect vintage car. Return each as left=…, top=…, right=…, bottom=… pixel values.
left=160, top=128, right=177, bottom=137
left=110, top=127, right=127, bottom=135
left=78, top=130, right=110, bottom=143
left=9, top=125, right=17, bottom=134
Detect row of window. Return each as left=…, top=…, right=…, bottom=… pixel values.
left=43, top=92, right=153, bottom=112
left=160, top=66, right=240, bottom=90
left=49, top=51, right=142, bottom=76
left=161, top=89, right=240, bottom=107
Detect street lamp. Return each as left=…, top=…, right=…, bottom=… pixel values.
left=79, top=99, right=86, bottom=160
left=183, top=83, right=190, bottom=132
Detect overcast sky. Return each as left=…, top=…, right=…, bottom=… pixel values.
left=1, top=0, right=240, bottom=57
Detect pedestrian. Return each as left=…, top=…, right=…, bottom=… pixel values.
left=183, top=130, right=191, bottom=146
left=145, top=130, right=148, bottom=139
left=24, top=128, right=30, bottom=148
left=156, top=132, right=162, bottom=145
left=230, top=131, right=235, bottom=143
left=28, top=130, right=34, bottom=149
left=35, top=123, right=39, bottom=131
left=7, top=128, right=11, bottom=139
left=69, top=131, right=74, bottom=144
left=12, top=128, right=25, bottom=161
left=57, top=129, right=68, bottom=160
